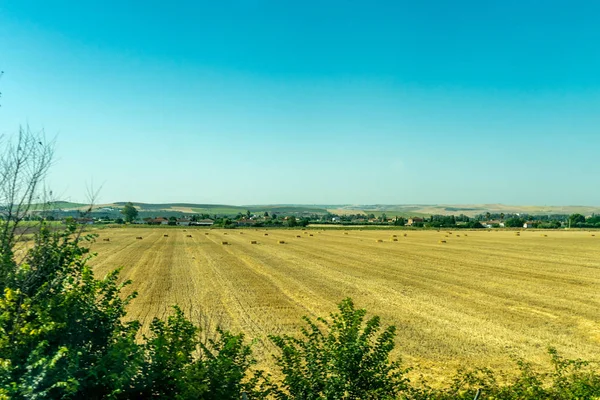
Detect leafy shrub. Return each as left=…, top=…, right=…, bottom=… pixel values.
left=270, top=298, right=409, bottom=399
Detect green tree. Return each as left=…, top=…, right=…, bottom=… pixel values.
left=270, top=298, right=408, bottom=399
left=287, top=216, right=297, bottom=227
left=380, top=213, right=387, bottom=222
left=504, top=217, right=525, bottom=228
left=120, top=202, right=139, bottom=223
left=569, top=213, right=586, bottom=225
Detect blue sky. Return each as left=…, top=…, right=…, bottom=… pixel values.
left=1, top=1, right=599, bottom=205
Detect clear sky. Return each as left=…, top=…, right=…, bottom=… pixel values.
left=1, top=1, right=599, bottom=206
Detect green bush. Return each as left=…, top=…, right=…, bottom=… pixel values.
left=270, top=298, right=409, bottom=399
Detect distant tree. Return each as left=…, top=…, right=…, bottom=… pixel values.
left=299, top=217, right=310, bottom=227
left=569, top=214, right=586, bottom=225
left=287, top=216, right=297, bottom=227
left=486, top=212, right=491, bottom=221
left=504, top=217, right=525, bottom=228
left=394, top=217, right=405, bottom=226
left=115, top=217, right=124, bottom=224
left=500, top=213, right=505, bottom=221
left=264, top=211, right=269, bottom=218
left=367, top=213, right=375, bottom=219
left=380, top=213, right=387, bottom=222
left=121, top=202, right=138, bottom=223
left=246, top=209, right=251, bottom=218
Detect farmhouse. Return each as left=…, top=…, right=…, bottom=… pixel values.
left=192, top=219, right=214, bottom=226
left=523, top=221, right=534, bottom=229
left=407, top=217, right=424, bottom=226
left=236, top=218, right=256, bottom=227
left=482, top=220, right=505, bottom=228
left=177, top=218, right=191, bottom=226
left=148, top=217, right=169, bottom=225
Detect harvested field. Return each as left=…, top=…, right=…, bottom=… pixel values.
left=88, top=228, right=600, bottom=384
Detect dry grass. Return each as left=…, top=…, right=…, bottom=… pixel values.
left=89, top=228, right=600, bottom=386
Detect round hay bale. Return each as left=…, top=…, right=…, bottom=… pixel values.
left=264, top=233, right=269, bottom=236
left=224, top=233, right=228, bottom=235
left=103, top=238, right=110, bottom=242
left=221, top=241, right=228, bottom=245
left=344, top=232, right=349, bottom=235
left=456, top=235, right=460, bottom=237
left=250, top=240, right=257, bottom=244
left=205, top=232, right=209, bottom=235
left=296, top=235, right=301, bottom=238
left=136, top=237, right=143, bottom=240
left=186, top=235, right=192, bottom=238
left=591, top=234, right=596, bottom=237
left=376, top=239, right=383, bottom=243
left=391, top=234, right=397, bottom=238
left=439, top=240, right=447, bottom=244
left=278, top=240, right=285, bottom=244
left=403, top=233, right=407, bottom=237
left=392, top=238, right=398, bottom=242
left=239, top=232, right=243, bottom=234
left=309, top=234, right=314, bottom=236
left=164, top=234, right=169, bottom=237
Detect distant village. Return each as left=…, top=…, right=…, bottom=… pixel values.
left=24, top=206, right=600, bottom=229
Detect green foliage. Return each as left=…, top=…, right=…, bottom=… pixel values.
left=120, top=202, right=139, bottom=223
left=414, top=348, right=600, bottom=400
left=504, top=217, right=525, bottom=228
left=569, top=214, right=586, bottom=225
left=0, top=222, right=267, bottom=399
left=270, top=298, right=408, bottom=399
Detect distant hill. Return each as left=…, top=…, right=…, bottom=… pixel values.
left=33, top=201, right=600, bottom=218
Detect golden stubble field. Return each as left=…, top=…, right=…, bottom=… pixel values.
left=88, top=227, right=600, bottom=384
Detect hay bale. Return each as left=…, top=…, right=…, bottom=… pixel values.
left=376, top=239, right=383, bottom=243
left=221, top=241, right=228, bottom=245
left=250, top=240, right=257, bottom=244
left=264, top=233, right=269, bottom=236
left=186, top=234, right=192, bottom=238
left=224, top=233, right=228, bottom=235
left=296, top=235, right=301, bottom=238
left=591, top=234, right=596, bottom=237
left=541, top=234, right=547, bottom=237
left=239, top=232, right=243, bottom=234
left=403, top=233, right=407, bottom=237
left=205, top=232, right=209, bottom=235
left=278, top=240, right=285, bottom=244
left=103, top=238, right=110, bottom=242
left=391, top=235, right=397, bottom=238
left=392, top=238, right=398, bottom=242
left=309, top=234, right=314, bottom=236
left=164, top=234, right=169, bottom=237
left=456, top=235, right=460, bottom=237
left=445, top=235, right=449, bottom=237
left=136, top=237, right=142, bottom=240
left=464, top=234, right=468, bottom=236
left=439, top=240, right=446, bottom=244
left=344, top=232, right=348, bottom=235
